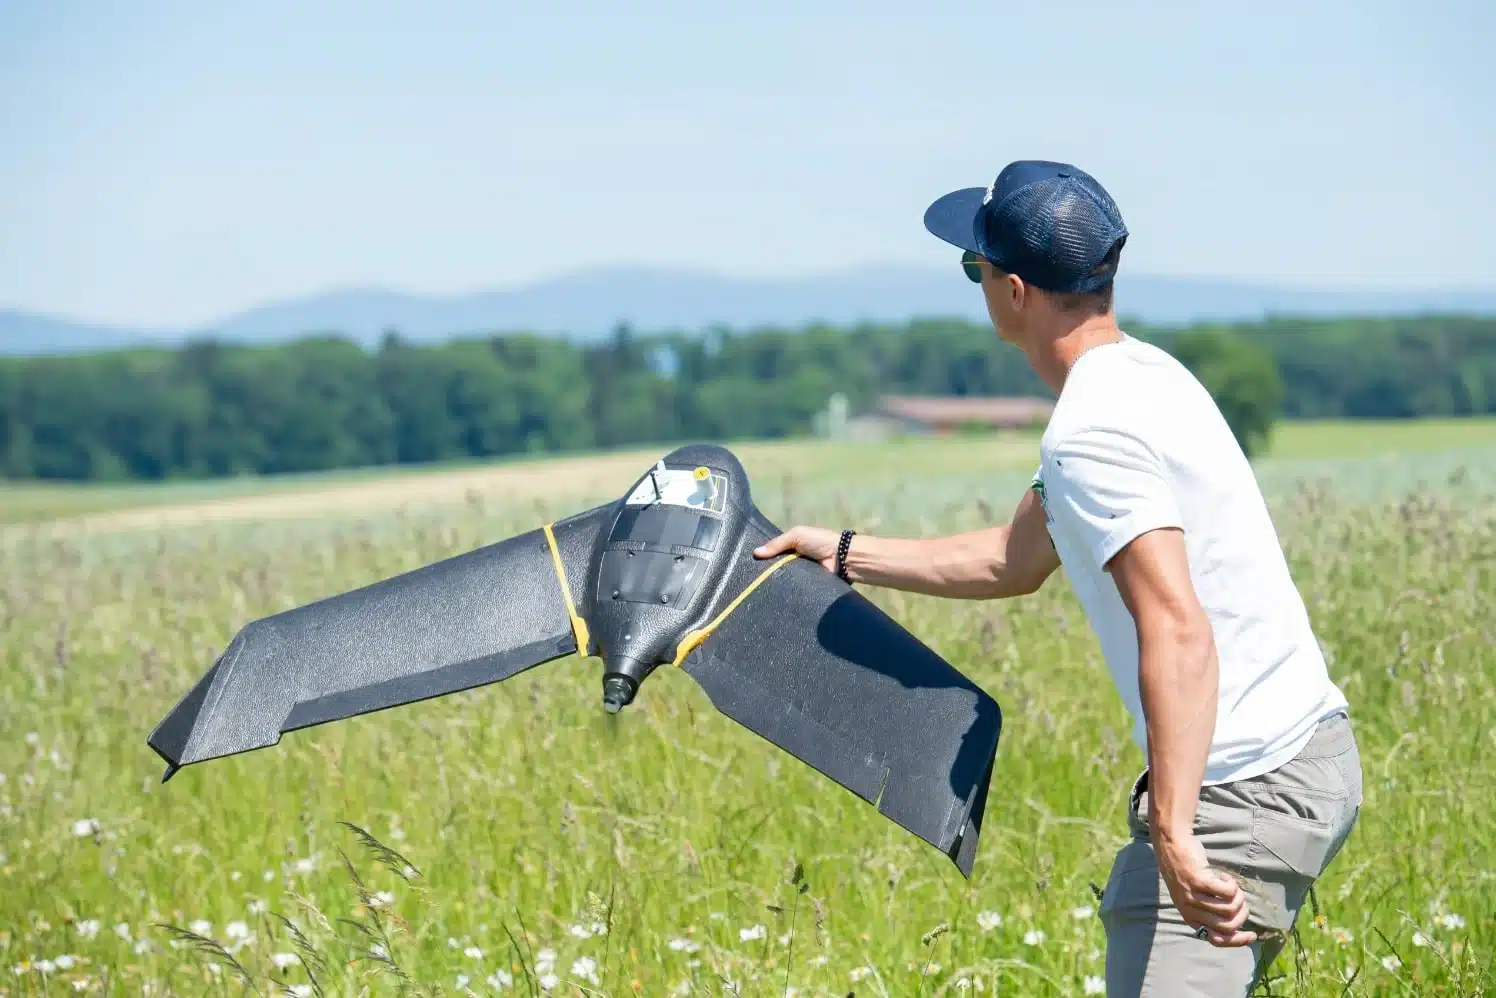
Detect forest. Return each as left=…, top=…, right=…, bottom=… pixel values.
left=1, top=314, right=1493, bottom=481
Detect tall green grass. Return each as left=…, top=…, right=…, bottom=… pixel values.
left=1, top=449, right=1493, bottom=996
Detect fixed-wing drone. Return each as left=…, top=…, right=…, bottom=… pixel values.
left=147, top=443, right=1003, bottom=876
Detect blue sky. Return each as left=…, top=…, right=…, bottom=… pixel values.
left=2, top=0, right=1492, bottom=328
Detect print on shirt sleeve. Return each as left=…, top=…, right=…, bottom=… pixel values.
left=1030, top=467, right=1057, bottom=550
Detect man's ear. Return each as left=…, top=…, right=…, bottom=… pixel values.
left=1007, top=272, right=1027, bottom=311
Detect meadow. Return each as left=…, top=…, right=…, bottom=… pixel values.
left=1, top=420, right=1493, bottom=996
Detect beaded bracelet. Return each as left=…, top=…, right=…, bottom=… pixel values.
left=835, top=529, right=856, bottom=583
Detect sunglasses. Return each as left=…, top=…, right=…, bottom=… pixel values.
left=961, top=250, right=986, bottom=284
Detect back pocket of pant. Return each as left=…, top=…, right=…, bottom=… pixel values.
left=1252, top=807, right=1337, bottom=879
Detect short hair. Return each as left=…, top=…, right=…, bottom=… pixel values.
left=1047, top=238, right=1124, bottom=316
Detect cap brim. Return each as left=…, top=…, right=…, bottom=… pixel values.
left=923, top=187, right=986, bottom=254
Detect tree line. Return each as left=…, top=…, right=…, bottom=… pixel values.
left=2, top=314, right=1493, bottom=481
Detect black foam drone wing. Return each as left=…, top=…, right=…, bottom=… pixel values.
left=148, top=443, right=1002, bottom=876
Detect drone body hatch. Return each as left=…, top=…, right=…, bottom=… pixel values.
left=147, top=443, right=1004, bottom=876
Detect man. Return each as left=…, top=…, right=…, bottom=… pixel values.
left=753, top=161, right=1362, bottom=996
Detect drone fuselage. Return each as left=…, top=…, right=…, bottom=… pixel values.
left=582, top=445, right=755, bottom=711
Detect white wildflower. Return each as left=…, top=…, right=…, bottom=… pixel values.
left=589, top=921, right=607, bottom=936
left=189, top=920, right=211, bottom=937
left=71, top=818, right=99, bottom=838
left=539, top=972, right=559, bottom=991
left=271, top=952, right=300, bottom=970
left=1072, top=905, right=1095, bottom=919
left=455, top=975, right=470, bottom=990
left=289, top=987, right=313, bottom=998
left=567, top=923, right=593, bottom=938
left=667, top=937, right=700, bottom=953
left=71, top=979, right=92, bottom=993
left=1412, top=932, right=1429, bottom=947
left=1441, top=913, right=1465, bottom=930
left=247, top=900, right=266, bottom=915
left=263, top=870, right=275, bottom=882
left=292, top=857, right=316, bottom=875
left=225, top=921, right=249, bottom=940
left=571, top=956, right=599, bottom=984
left=672, top=982, right=692, bottom=997
left=487, top=969, right=513, bottom=989
left=75, top=919, right=100, bottom=940
left=54, top=955, right=76, bottom=970
left=739, top=923, right=766, bottom=942
left=976, top=910, right=1002, bottom=932
left=230, top=870, right=241, bottom=881
left=132, top=940, right=151, bottom=955
left=1333, top=928, right=1354, bottom=944
left=463, top=946, right=483, bottom=960
left=37, top=959, right=56, bottom=974
left=535, top=948, right=556, bottom=974
left=25, top=732, right=40, bottom=745
left=778, top=931, right=792, bottom=945
left=849, top=966, right=872, bottom=982
left=1023, top=929, right=1046, bottom=946
left=447, top=937, right=460, bottom=949
left=114, top=923, right=131, bottom=940
left=709, top=911, right=725, bottom=921
left=371, top=944, right=388, bottom=958
left=372, top=890, right=394, bottom=907
left=1382, top=955, right=1401, bottom=972
left=207, top=964, right=221, bottom=976
left=1083, top=975, right=1105, bottom=994
left=809, top=954, right=828, bottom=966
left=955, top=979, right=971, bottom=992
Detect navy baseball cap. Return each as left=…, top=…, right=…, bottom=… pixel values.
left=924, top=160, right=1128, bottom=294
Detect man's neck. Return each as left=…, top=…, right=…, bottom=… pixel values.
left=1023, top=314, right=1125, bottom=394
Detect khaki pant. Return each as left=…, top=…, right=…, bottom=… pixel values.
left=1099, top=711, right=1363, bottom=996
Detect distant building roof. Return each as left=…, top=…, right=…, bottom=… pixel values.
left=876, top=395, right=1055, bottom=428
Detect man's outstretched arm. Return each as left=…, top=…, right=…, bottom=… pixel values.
left=753, top=486, right=1059, bottom=600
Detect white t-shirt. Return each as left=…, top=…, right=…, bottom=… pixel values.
left=1031, top=334, right=1347, bottom=785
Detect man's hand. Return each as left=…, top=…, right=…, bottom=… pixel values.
left=753, top=525, right=841, bottom=573
left=1155, top=830, right=1257, bottom=946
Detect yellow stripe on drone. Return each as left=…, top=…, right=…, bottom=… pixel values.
left=542, top=522, right=591, bottom=659
left=671, top=553, right=796, bottom=668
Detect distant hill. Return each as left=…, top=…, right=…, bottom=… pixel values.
left=5, top=264, right=1496, bottom=356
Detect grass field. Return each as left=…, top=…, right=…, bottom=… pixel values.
left=2, top=421, right=1494, bottom=996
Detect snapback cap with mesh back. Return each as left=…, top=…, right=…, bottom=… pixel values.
left=923, top=160, right=1128, bottom=294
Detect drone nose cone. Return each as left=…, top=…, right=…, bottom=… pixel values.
left=602, top=675, right=635, bottom=712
